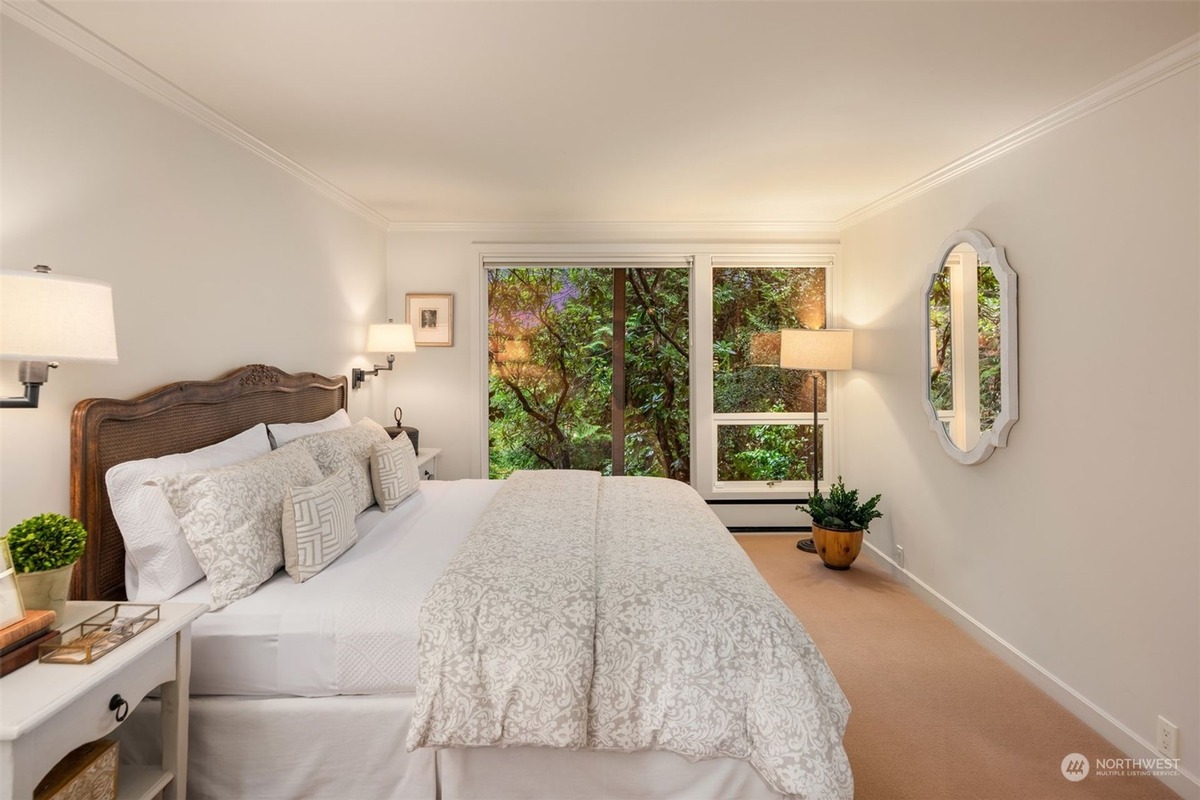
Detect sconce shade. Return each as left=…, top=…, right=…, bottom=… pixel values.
left=1, top=269, right=118, bottom=363
left=780, top=328, right=853, bottom=372
left=366, top=323, right=416, bottom=354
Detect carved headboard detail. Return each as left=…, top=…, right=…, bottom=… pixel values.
left=69, top=364, right=348, bottom=601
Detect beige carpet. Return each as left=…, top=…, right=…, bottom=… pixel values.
left=737, top=535, right=1182, bottom=800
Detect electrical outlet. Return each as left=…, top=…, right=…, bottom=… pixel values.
left=894, top=544, right=905, bottom=568
left=1157, top=716, right=1179, bottom=759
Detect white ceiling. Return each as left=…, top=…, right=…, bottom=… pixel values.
left=39, top=1, right=1200, bottom=224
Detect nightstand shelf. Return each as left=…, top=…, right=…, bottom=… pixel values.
left=0, top=601, right=205, bottom=800
left=117, top=764, right=173, bottom=800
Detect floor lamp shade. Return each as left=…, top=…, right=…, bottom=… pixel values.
left=780, top=329, right=853, bottom=372
left=1, top=269, right=118, bottom=363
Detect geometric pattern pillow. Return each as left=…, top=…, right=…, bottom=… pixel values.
left=153, top=445, right=323, bottom=610
left=281, top=471, right=357, bottom=583
left=285, top=419, right=391, bottom=513
left=370, top=434, right=420, bottom=512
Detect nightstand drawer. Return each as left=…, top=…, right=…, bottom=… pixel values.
left=23, top=635, right=176, bottom=791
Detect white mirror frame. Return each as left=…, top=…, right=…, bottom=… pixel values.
left=922, top=229, right=1019, bottom=465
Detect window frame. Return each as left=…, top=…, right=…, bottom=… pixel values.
left=476, top=244, right=843, bottom=499
left=703, top=254, right=843, bottom=500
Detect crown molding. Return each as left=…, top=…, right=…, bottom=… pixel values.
left=838, top=33, right=1200, bottom=231
left=3, top=0, right=391, bottom=230
left=10, top=0, right=1193, bottom=237
left=387, top=220, right=840, bottom=240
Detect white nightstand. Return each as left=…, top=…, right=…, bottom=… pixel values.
left=416, top=447, right=442, bottom=480
left=0, top=602, right=205, bottom=800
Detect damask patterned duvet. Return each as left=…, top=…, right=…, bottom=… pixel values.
left=407, top=470, right=853, bottom=800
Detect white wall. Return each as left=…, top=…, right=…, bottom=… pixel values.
left=0, top=22, right=389, bottom=530
left=840, top=66, right=1200, bottom=785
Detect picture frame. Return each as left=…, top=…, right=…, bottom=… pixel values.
left=406, top=293, right=454, bottom=347
left=0, top=538, right=25, bottom=628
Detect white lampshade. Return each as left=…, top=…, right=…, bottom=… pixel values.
left=779, top=328, right=853, bottom=372
left=366, top=323, right=416, bottom=354
left=1, top=269, right=118, bottom=363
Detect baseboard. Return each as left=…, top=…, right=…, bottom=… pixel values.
left=860, top=542, right=1200, bottom=800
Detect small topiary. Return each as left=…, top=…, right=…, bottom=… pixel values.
left=6, top=513, right=88, bottom=573
left=800, top=476, right=883, bottom=532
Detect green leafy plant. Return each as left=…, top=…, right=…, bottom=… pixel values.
left=6, top=513, right=87, bottom=573
left=800, top=477, right=883, bottom=532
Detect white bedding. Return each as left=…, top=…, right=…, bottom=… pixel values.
left=174, top=479, right=501, bottom=696
left=409, top=472, right=852, bottom=799
left=126, top=473, right=847, bottom=799
left=119, top=694, right=788, bottom=800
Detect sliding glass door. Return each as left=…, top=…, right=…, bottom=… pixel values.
left=487, top=265, right=690, bottom=481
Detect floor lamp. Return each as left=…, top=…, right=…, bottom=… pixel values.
left=779, top=328, right=853, bottom=553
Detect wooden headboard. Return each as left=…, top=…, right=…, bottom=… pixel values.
left=69, top=364, right=348, bottom=601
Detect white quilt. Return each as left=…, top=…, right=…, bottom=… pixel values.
left=176, top=480, right=502, bottom=696
left=408, top=471, right=853, bottom=800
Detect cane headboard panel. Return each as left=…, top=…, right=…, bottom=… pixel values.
left=69, top=364, right=348, bottom=601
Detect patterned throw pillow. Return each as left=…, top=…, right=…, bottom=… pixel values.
left=285, top=419, right=391, bottom=513
left=370, top=434, right=420, bottom=512
left=153, top=445, right=323, bottom=609
left=281, top=471, right=357, bottom=582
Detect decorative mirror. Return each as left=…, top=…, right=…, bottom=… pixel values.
left=923, top=229, right=1018, bottom=464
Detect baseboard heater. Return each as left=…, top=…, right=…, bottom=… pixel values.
left=706, top=497, right=812, bottom=533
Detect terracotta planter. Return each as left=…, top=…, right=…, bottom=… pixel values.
left=812, top=524, right=863, bottom=571
left=15, top=563, right=74, bottom=624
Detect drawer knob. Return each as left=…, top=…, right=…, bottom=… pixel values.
left=109, top=694, right=129, bottom=722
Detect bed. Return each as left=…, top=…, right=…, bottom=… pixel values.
left=69, top=364, right=852, bottom=800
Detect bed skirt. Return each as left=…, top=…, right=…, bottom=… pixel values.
left=118, top=694, right=789, bottom=800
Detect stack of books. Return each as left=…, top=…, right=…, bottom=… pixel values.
left=1, top=609, right=58, bottom=676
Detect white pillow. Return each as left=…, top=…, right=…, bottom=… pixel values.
left=370, top=435, right=420, bottom=512
left=268, top=408, right=351, bottom=448
left=154, top=445, right=323, bottom=610
left=285, top=418, right=391, bottom=513
left=282, top=471, right=357, bottom=583
left=106, top=423, right=272, bottom=601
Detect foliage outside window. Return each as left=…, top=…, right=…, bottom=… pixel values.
left=716, top=422, right=816, bottom=482
left=487, top=267, right=690, bottom=481
left=712, top=266, right=828, bottom=485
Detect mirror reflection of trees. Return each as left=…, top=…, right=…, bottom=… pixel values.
left=928, top=260, right=1002, bottom=432
left=487, top=267, right=690, bottom=481
left=929, top=269, right=954, bottom=412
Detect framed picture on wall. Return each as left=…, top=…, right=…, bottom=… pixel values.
left=406, top=293, right=454, bottom=347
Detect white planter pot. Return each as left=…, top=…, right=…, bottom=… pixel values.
left=15, top=563, right=75, bottom=624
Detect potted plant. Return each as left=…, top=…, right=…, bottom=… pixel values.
left=6, top=513, right=88, bottom=622
left=800, top=477, right=882, bottom=570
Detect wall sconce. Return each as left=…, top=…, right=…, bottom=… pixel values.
left=352, top=321, right=415, bottom=389
left=1, top=265, right=119, bottom=409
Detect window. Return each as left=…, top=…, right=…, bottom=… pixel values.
left=711, top=263, right=830, bottom=489
left=486, top=265, right=690, bottom=481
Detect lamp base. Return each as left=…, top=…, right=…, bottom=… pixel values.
left=796, top=537, right=817, bottom=554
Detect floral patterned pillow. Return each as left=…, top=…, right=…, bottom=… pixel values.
left=154, top=445, right=322, bottom=609
left=285, top=419, right=391, bottom=513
